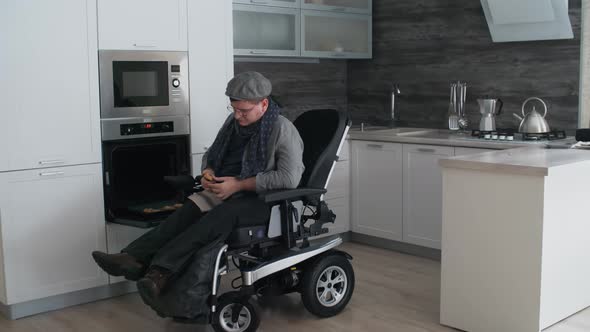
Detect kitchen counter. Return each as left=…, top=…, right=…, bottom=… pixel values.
left=439, top=144, right=587, bottom=176
left=439, top=142, right=590, bottom=332
left=347, top=127, right=563, bottom=150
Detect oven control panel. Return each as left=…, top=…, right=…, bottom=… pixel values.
left=120, top=121, right=174, bottom=136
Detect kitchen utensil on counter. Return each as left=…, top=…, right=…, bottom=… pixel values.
left=513, top=97, right=550, bottom=134
left=456, top=82, right=469, bottom=130
left=478, top=97, right=503, bottom=131
left=447, top=84, right=459, bottom=130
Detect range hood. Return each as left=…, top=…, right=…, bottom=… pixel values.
left=480, top=0, right=573, bottom=42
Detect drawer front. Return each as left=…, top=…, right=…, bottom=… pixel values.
left=403, top=144, right=454, bottom=156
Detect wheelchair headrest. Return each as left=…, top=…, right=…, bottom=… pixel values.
left=294, top=109, right=350, bottom=190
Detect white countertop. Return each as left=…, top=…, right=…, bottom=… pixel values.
left=439, top=146, right=590, bottom=176
left=348, top=127, right=587, bottom=176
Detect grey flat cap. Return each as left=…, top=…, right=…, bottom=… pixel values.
left=225, top=71, right=272, bottom=100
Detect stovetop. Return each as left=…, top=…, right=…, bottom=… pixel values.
left=469, top=129, right=567, bottom=142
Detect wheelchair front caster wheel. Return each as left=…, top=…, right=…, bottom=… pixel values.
left=212, top=292, right=259, bottom=332
left=301, top=253, right=355, bottom=318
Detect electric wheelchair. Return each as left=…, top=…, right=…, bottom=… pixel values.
left=159, top=109, right=353, bottom=332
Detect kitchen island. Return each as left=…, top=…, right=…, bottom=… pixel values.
left=439, top=147, right=590, bottom=332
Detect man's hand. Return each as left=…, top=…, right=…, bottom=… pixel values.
left=209, top=176, right=242, bottom=200
left=200, top=169, right=216, bottom=191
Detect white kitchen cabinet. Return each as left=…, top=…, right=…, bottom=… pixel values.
left=402, top=144, right=454, bottom=249
left=337, top=139, right=350, bottom=161
left=323, top=197, right=350, bottom=235
left=0, top=164, right=108, bottom=305
left=325, top=160, right=350, bottom=230
left=301, top=10, right=372, bottom=58
left=324, top=160, right=349, bottom=201
left=454, top=147, right=495, bottom=156
left=315, top=140, right=350, bottom=237
left=233, top=4, right=301, bottom=57
left=0, top=0, right=101, bottom=172
left=302, top=0, right=371, bottom=14
left=106, top=223, right=149, bottom=284
left=234, top=0, right=300, bottom=8
left=97, top=0, right=188, bottom=51
left=351, top=141, right=403, bottom=241
left=189, top=1, right=234, bottom=153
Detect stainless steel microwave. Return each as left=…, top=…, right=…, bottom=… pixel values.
left=98, top=50, right=189, bottom=119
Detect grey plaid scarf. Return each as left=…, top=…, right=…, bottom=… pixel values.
left=206, top=99, right=280, bottom=179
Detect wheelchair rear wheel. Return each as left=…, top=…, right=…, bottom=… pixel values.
left=301, top=253, right=355, bottom=318
left=212, top=292, right=259, bottom=332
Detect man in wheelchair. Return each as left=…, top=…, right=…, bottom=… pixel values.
left=93, top=71, right=304, bottom=297
left=93, top=71, right=354, bottom=331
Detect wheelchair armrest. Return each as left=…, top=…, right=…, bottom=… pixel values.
left=258, top=188, right=327, bottom=204
left=163, top=175, right=197, bottom=191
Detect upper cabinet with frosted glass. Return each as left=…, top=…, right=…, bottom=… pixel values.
left=234, top=0, right=300, bottom=8
left=233, top=4, right=300, bottom=57
left=232, top=0, right=372, bottom=59
left=302, top=10, right=371, bottom=58
left=302, top=0, right=371, bottom=14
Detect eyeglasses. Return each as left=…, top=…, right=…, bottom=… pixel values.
left=227, top=104, right=258, bottom=116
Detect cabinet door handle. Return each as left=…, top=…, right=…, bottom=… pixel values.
left=251, top=0, right=268, bottom=3
left=331, top=7, right=346, bottom=12
left=417, top=148, right=436, bottom=153
left=133, top=43, right=156, bottom=48
left=367, top=144, right=383, bottom=149
left=38, top=159, right=65, bottom=165
left=39, top=171, right=65, bottom=177
left=249, top=50, right=268, bottom=55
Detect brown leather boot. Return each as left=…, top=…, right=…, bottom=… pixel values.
left=137, top=267, right=171, bottom=304
left=91, top=251, right=146, bottom=281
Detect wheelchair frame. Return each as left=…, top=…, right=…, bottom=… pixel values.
left=210, top=236, right=344, bottom=312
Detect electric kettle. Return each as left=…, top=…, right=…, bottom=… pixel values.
left=513, top=97, right=550, bottom=134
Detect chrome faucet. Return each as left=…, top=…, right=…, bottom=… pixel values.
left=390, top=84, right=401, bottom=123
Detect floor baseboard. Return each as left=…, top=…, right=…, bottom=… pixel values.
left=0, top=281, right=137, bottom=320
left=350, top=232, right=441, bottom=261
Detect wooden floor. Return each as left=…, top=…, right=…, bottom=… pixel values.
left=1, top=242, right=590, bottom=332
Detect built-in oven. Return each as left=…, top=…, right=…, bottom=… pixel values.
left=98, top=50, right=189, bottom=119
left=101, top=117, right=191, bottom=228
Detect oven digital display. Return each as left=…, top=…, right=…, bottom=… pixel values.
left=120, top=121, right=174, bottom=136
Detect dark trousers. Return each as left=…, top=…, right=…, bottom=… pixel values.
left=122, top=193, right=271, bottom=274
